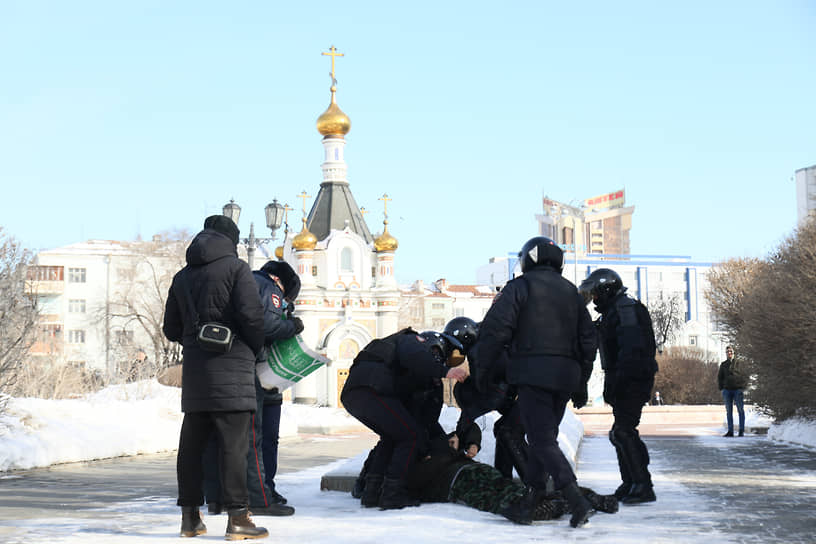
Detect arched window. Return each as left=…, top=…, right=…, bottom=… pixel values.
left=340, top=247, right=353, bottom=272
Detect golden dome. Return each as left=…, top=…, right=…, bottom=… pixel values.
left=316, top=90, right=351, bottom=137
left=291, top=219, right=317, bottom=251
left=374, top=222, right=398, bottom=252
left=274, top=245, right=284, bottom=259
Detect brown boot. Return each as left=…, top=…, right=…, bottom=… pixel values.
left=180, top=506, right=207, bottom=537
left=225, top=507, right=268, bottom=540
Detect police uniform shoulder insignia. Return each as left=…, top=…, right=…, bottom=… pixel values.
left=271, top=294, right=281, bottom=308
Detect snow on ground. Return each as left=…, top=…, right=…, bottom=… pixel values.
left=0, top=380, right=814, bottom=543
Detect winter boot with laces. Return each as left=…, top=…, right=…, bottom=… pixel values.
left=225, top=507, right=268, bottom=541
left=180, top=506, right=207, bottom=538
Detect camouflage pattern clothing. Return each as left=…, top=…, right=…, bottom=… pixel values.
left=450, top=463, right=566, bottom=520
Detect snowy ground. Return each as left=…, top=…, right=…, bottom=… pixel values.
left=0, top=380, right=814, bottom=543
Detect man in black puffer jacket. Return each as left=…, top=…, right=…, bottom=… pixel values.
left=163, top=215, right=268, bottom=540
left=472, top=236, right=597, bottom=529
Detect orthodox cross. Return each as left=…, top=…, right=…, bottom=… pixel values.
left=297, top=191, right=312, bottom=218
left=322, top=46, right=344, bottom=86
left=379, top=193, right=392, bottom=220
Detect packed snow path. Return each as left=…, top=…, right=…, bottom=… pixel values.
left=1, top=432, right=814, bottom=543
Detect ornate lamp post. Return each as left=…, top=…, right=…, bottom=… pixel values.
left=222, top=198, right=286, bottom=269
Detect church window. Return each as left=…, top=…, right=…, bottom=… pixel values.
left=335, top=148, right=340, bottom=160
left=341, top=247, right=353, bottom=272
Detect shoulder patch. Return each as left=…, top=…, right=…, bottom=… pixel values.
left=271, top=294, right=281, bottom=308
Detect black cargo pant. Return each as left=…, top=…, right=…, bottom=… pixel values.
left=177, top=410, right=251, bottom=509
left=341, top=386, right=425, bottom=480
left=516, top=385, right=576, bottom=491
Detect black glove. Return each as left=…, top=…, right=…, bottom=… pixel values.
left=571, top=386, right=588, bottom=409
left=285, top=302, right=295, bottom=318
left=291, top=316, right=304, bottom=335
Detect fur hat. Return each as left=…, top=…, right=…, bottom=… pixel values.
left=203, top=215, right=240, bottom=245
left=261, top=260, right=301, bottom=301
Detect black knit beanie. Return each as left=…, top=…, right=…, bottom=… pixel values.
left=203, top=215, right=240, bottom=245
left=261, top=260, right=301, bottom=301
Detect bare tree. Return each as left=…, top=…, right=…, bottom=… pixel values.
left=0, top=228, right=39, bottom=410
left=653, top=346, right=720, bottom=405
left=736, top=220, right=816, bottom=419
left=103, top=229, right=191, bottom=381
left=647, top=292, right=684, bottom=353
left=704, top=257, right=764, bottom=341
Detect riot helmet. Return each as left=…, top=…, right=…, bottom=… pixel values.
left=579, top=268, right=625, bottom=311
left=442, top=317, right=480, bottom=356
left=419, top=331, right=465, bottom=367
left=518, top=236, right=564, bottom=274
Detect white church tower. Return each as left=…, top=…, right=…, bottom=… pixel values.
left=274, top=47, right=401, bottom=407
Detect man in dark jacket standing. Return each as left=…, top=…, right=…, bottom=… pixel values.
left=718, top=345, right=748, bottom=437
left=473, top=236, right=597, bottom=528
left=579, top=268, right=658, bottom=506
left=162, top=215, right=268, bottom=540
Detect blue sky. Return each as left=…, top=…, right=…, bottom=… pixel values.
left=1, top=1, right=814, bottom=284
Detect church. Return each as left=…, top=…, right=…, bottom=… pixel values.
left=273, top=47, right=401, bottom=407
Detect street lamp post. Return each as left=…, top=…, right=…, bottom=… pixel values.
left=222, top=198, right=285, bottom=270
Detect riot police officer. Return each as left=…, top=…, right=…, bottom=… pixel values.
left=579, top=268, right=658, bottom=504
left=446, top=317, right=531, bottom=483
left=341, top=328, right=468, bottom=509
left=473, top=236, right=597, bottom=528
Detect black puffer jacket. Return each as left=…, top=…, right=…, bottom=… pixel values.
left=163, top=229, right=265, bottom=413
left=474, top=266, right=597, bottom=394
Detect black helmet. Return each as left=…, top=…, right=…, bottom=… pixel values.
left=442, top=317, right=480, bottom=355
left=579, top=268, right=625, bottom=311
left=419, top=331, right=465, bottom=367
left=518, top=236, right=564, bottom=273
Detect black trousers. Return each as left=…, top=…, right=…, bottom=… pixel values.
left=177, top=410, right=251, bottom=509
left=341, top=387, right=424, bottom=480
left=516, top=385, right=576, bottom=491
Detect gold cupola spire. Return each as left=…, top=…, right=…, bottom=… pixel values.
left=374, top=193, right=398, bottom=252
left=291, top=191, right=317, bottom=250
left=316, top=46, right=351, bottom=138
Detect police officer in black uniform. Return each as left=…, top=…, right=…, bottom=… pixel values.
left=340, top=328, right=468, bottom=509
left=472, top=236, right=597, bottom=528
left=579, top=268, right=658, bottom=504
left=446, top=317, right=531, bottom=483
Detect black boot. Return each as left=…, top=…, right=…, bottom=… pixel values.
left=499, top=485, right=538, bottom=525
left=561, top=482, right=595, bottom=528
left=494, top=422, right=531, bottom=484
left=581, top=487, right=619, bottom=514
left=621, top=482, right=656, bottom=504
left=609, top=428, right=633, bottom=500
left=361, top=474, right=384, bottom=508
left=180, top=506, right=207, bottom=538
left=613, top=482, right=632, bottom=500
left=250, top=502, right=295, bottom=516
left=225, top=507, right=268, bottom=541
left=378, top=477, right=420, bottom=510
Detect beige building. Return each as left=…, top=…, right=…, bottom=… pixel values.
left=537, top=189, right=634, bottom=256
